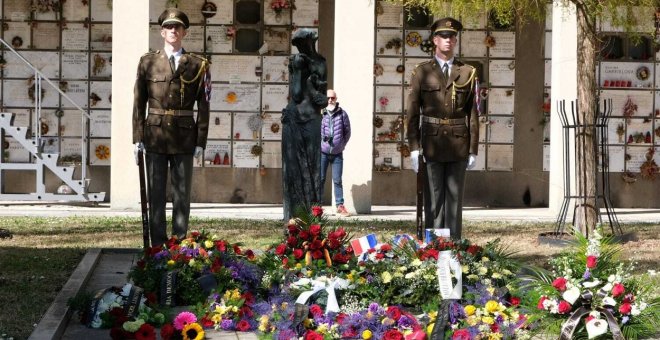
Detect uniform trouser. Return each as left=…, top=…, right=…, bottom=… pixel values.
left=424, top=159, right=468, bottom=239
left=146, top=152, right=193, bottom=247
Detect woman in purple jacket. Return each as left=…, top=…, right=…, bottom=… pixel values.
left=320, top=89, right=351, bottom=216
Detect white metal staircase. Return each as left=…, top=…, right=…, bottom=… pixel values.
left=0, top=39, right=105, bottom=202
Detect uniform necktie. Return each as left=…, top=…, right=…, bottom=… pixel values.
left=442, top=63, right=449, bottom=80
left=169, top=55, right=176, bottom=72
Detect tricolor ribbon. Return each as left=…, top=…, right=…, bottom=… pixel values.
left=559, top=289, right=624, bottom=340
left=293, top=277, right=350, bottom=313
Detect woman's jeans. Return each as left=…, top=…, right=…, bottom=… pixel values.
left=320, top=152, right=344, bottom=206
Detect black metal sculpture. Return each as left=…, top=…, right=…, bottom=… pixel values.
left=281, top=29, right=328, bottom=220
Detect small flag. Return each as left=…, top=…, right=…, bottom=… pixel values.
left=350, top=234, right=378, bottom=255
left=425, top=228, right=451, bottom=243
left=474, top=78, right=482, bottom=116
left=392, top=234, right=417, bottom=249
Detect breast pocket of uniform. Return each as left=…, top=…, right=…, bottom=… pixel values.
left=146, top=114, right=162, bottom=127
left=176, top=116, right=196, bottom=129
left=421, top=83, right=442, bottom=102
left=148, top=75, right=167, bottom=99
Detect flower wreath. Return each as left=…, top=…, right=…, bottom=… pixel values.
left=251, top=144, right=263, bottom=156
left=406, top=32, right=422, bottom=47
left=95, top=144, right=110, bottom=160
left=420, top=39, right=433, bottom=53
left=373, top=116, right=384, bottom=128
left=11, top=36, right=23, bottom=48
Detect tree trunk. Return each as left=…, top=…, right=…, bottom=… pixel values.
left=574, top=2, right=598, bottom=236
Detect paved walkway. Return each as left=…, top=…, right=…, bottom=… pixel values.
left=18, top=202, right=660, bottom=339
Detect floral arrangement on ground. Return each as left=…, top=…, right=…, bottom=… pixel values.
left=68, top=208, right=658, bottom=339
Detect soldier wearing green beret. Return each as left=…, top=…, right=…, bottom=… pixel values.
left=133, top=8, right=211, bottom=247
left=406, top=17, right=480, bottom=240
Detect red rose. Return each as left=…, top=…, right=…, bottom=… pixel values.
left=293, top=248, right=304, bottom=259
left=380, top=244, right=392, bottom=252
left=612, top=283, right=625, bottom=297
left=299, top=230, right=311, bottom=240
left=537, top=296, right=548, bottom=310
left=466, top=245, right=481, bottom=255
left=490, top=323, right=500, bottom=333
left=233, top=244, right=242, bottom=254
left=211, top=257, right=223, bottom=273
left=451, top=329, right=470, bottom=340
left=376, top=253, right=385, bottom=260
left=242, top=292, right=255, bottom=305
left=342, top=329, right=358, bottom=338
left=309, top=224, right=322, bottom=236
left=160, top=323, right=175, bottom=340
left=619, top=302, right=632, bottom=315
left=586, top=255, right=597, bottom=269
left=510, top=296, right=521, bottom=306
left=191, top=231, right=200, bottom=238
left=282, top=257, right=289, bottom=267
left=239, top=305, right=254, bottom=318
left=286, top=236, right=298, bottom=248
left=236, top=319, right=251, bottom=331
left=305, top=330, right=324, bottom=340
left=287, top=224, right=299, bottom=235
left=312, top=249, right=324, bottom=259
left=309, top=304, right=324, bottom=317
left=275, top=243, right=287, bottom=255
left=200, top=315, right=214, bottom=328
left=383, top=329, right=404, bottom=340
left=332, top=252, right=351, bottom=264
left=312, top=206, right=323, bottom=217
left=552, top=277, right=567, bottom=291
left=558, top=300, right=572, bottom=314
left=310, top=239, right=323, bottom=250
left=335, top=312, right=347, bottom=324
left=328, top=238, right=341, bottom=249
left=135, top=323, right=156, bottom=340
left=244, top=249, right=255, bottom=260
left=215, top=240, right=227, bottom=252
left=386, top=306, right=402, bottom=321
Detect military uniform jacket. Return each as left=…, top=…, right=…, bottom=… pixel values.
left=133, top=50, right=210, bottom=154
left=406, top=58, right=479, bottom=162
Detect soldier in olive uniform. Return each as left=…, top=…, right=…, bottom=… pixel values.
left=133, top=8, right=211, bottom=247
left=406, top=17, right=479, bottom=240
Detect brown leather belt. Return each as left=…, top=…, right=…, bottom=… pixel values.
left=422, top=116, right=465, bottom=125
left=148, top=108, right=194, bottom=116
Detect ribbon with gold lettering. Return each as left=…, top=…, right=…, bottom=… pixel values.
left=559, top=290, right=624, bottom=340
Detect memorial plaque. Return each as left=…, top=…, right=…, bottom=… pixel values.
left=184, top=26, right=206, bottom=54
left=4, top=0, right=30, bottom=21
left=4, top=51, right=59, bottom=78
left=626, top=118, right=652, bottom=144
left=90, top=1, right=112, bottom=22
left=463, top=12, right=487, bottom=29
left=404, top=30, right=432, bottom=57
left=261, top=141, right=282, bottom=168
left=376, top=29, right=404, bottom=56
left=487, top=88, right=514, bottom=115
left=261, top=113, right=282, bottom=140
left=292, top=0, right=319, bottom=27
left=62, top=24, right=90, bottom=51
left=212, top=55, right=260, bottom=83
left=375, top=57, right=403, bottom=85
left=606, top=118, right=626, bottom=145
left=263, top=27, right=290, bottom=55
left=41, top=137, right=60, bottom=155
left=89, top=110, right=111, bottom=138
left=149, top=0, right=169, bottom=21
left=3, top=79, right=59, bottom=108
left=600, top=62, right=653, bottom=88
left=62, top=0, right=88, bottom=20
left=544, top=60, right=551, bottom=86
left=62, top=53, right=89, bottom=79
left=6, top=138, right=30, bottom=163
left=625, top=146, right=652, bottom=172
left=487, top=117, right=515, bottom=143
left=262, top=56, right=289, bottom=83
left=59, top=110, right=84, bottom=137
left=487, top=144, right=513, bottom=171
left=33, top=23, right=60, bottom=49
left=89, top=81, right=112, bottom=109
left=291, top=28, right=318, bottom=54
left=545, top=32, right=552, bottom=59
left=403, top=58, right=426, bottom=84
left=264, top=2, right=291, bottom=25
left=176, top=0, right=206, bottom=25
left=90, top=138, right=111, bottom=166
left=599, top=90, right=653, bottom=118
left=606, top=145, right=625, bottom=172
left=212, top=84, right=260, bottom=111
left=8, top=109, right=31, bottom=127
left=204, top=141, right=232, bottom=167
left=90, top=24, right=112, bottom=50
left=149, top=25, right=163, bottom=52
left=233, top=113, right=261, bottom=140
left=262, top=85, right=288, bottom=112
left=60, top=81, right=89, bottom=109
left=375, top=86, right=403, bottom=113
left=205, top=0, right=234, bottom=24
left=232, top=141, right=260, bottom=168
left=374, top=115, right=404, bottom=142
left=39, top=111, right=58, bottom=137
left=208, top=112, right=233, bottom=139
left=460, top=31, right=487, bottom=57
left=374, top=143, right=401, bottom=171
left=376, top=1, right=403, bottom=27
left=543, top=145, right=550, bottom=171
left=3, top=22, right=31, bottom=50
left=488, top=32, right=515, bottom=58
left=90, top=52, right=112, bottom=78
left=489, top=60, right=515, bottom=86
left=206, top=26, right=233, bottom=53
left=60, top=137, right=83, bottom=159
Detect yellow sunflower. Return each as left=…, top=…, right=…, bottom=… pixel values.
left=182, top=322, right=205, bottom=340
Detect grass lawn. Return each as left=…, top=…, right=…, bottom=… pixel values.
left=0, top=216, right=657, bottom=340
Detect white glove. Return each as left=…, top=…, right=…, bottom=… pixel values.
left=410, top=150, right=419, bottom=173
left=134, top=142, right=144, bottom=165
left=193, top=146, right=204, bottom=159
left=467, top=154, right=476, bottom=170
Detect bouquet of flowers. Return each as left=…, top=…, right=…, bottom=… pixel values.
left=526, top=227, right=660, bottom=339
left=270, top=0, right=290, bottom=13
left=128, top=230, right=261, bottom=306
left=199, top=288, right=257, bottom=332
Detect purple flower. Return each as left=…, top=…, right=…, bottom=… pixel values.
left=277, top=329, right=297, bottom=340
left=368, top=302, right=380, bottom=313
left=220, top=318, right=234, bottom=330
left=397, top=315, right=415, bottom=328
left=583, top=269, right=591, bottom=280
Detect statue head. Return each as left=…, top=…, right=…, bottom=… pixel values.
left=292, top=28, right=318, bottom=55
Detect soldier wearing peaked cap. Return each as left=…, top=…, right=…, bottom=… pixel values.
left=406, top=17, right=480, bottom=240
left=133, top=8, right=212, bottom=247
